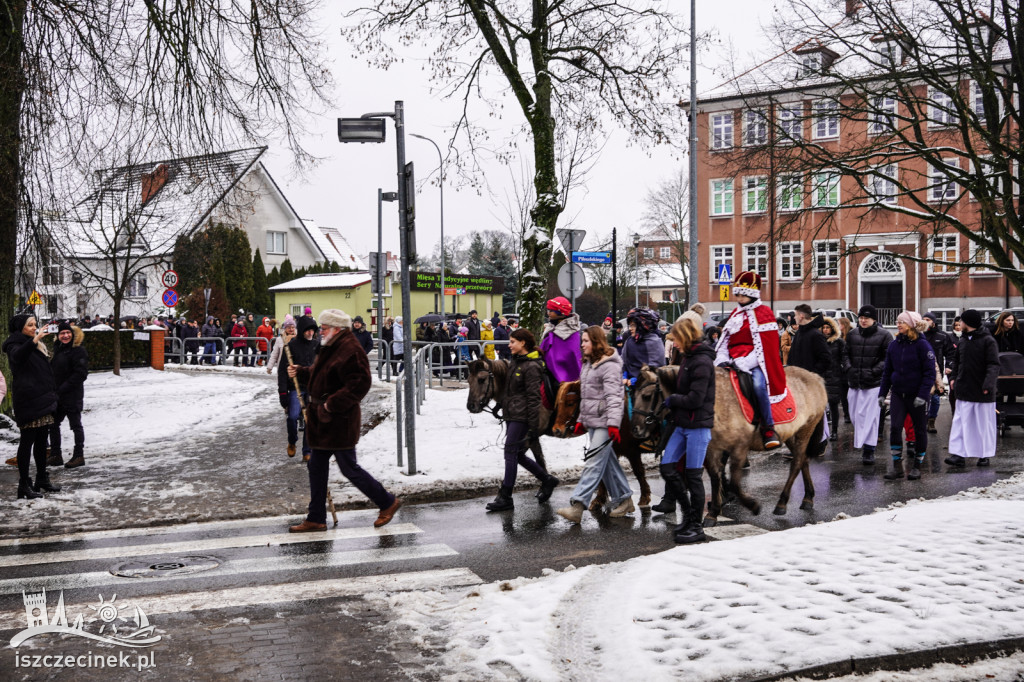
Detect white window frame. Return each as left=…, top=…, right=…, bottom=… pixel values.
left=928, top=159, right=960, bottom=203
left=127, top=274, right=148, bottom=299
left=710, top=112, right=733, bottom=150
left=868, top=163, right=898, bottom=204
left=868, top=95, right=897, bottom=135
left=928, top=86, right=957, bottom=128
left=777, top=173, right=804, bottom=212
left=778, top=242, right=803, bottom=281
left=928, top=233, right=960, bottom=277
left=743, top=176, right=768, bottom=214
left=710, top=178, right=734, bottom=216
left=659, top=246, right=671, bottom=259
left=971, top=79, right=1003, bottom=123
left=813, top=239, right=840, bottom=279
left=290, top=303, right=311, bottom=317
left=968, top=241, right=999, bottom=276
left=970, top=155, right=1000, bottom=202
left=777, top=104, right=803, bottom=143
left=743, top=243, right=769, bottom=278
left=643, top=247, right=654, bottom=259
left=799, top=52, right=822, bottom=78
left=812, top=172, right=840, bottom=208
left=42, top=242, right=63, bottom=286
left=930, top=308, right=959, bottom=332
left=710, top=245, right=734, bottom=283
left=812, top=99, right=839, bottom=139
left=266, top=230, right=287, bottom=255
left=879, top=41, right=902, bottom=66
left=743, top=109, right=768, bottom=146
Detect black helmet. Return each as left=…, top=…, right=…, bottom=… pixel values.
left=627, top=307, right=660, bottom=336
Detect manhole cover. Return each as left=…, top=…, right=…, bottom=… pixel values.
left=111, top=555, right=221, bottom=578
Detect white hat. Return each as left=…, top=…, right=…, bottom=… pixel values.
left=318, top=309, right=352, bottom=330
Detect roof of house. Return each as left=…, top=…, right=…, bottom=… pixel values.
left=637, top=262, right=689, bottom=288
left=302, top=220, right=366, bottom=270
left=269, top=272, right=372, bottom=292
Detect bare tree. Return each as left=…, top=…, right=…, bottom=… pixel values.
left=641, top=165, right=690, bottom=296
left=345, top=0, right=689, bottom=331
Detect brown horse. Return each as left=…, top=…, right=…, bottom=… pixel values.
left=630, top=365, right=827, bottom=525
left=466, top=358, right=551, bottom=470
left=549, top=381, right=652, bottom=509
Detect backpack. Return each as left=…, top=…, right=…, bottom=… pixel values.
left=539, top=359, right=560, bottom=410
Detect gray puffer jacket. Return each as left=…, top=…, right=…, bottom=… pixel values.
left=578, top=351, right=624, bottom=429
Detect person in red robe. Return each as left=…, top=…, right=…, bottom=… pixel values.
left=713, top=271, right=786, bottom=449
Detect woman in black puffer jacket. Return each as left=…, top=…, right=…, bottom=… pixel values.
left=822, top=317, right=847, bottom=441
left=3, top=313, right=59, bottom=499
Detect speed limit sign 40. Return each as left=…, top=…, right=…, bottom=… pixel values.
left=161, top=270, right=179, bottom=288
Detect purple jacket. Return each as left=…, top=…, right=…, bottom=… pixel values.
left=540, top=315, right=582, bottom=382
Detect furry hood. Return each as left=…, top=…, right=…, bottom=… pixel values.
left=822, top=317, right=840, bottom=344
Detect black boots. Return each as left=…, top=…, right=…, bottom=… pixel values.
left=884, top=457, right=905, bottom=480
left=486, top=485, right=514, bottom=512
left=944, top=454, right=966, bottom=468
left=651, top=488, right=677, bottom=514
left=17, top=478, right=42, bottom=500
left=862, top=445, right=876, bottom=465
left=659, top=463, right=690, bottom=527
left=535, top=476, right=559, bottom=503
left=33, top=471, right=61, bottom=493
left=675, top=468, right=707, bottom=544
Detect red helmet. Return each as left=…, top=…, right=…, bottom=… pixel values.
left=546, top=296, right=572, bottom=316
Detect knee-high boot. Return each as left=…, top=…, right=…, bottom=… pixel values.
left=659, top=463, right=690, bottom=531
left=675, top=468, right=707, bottom=544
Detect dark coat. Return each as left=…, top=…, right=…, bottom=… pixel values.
left=352, top=327, right=374, bottom=354
left=465, top=316, right=481, bottom=341
left=995, top=326, right=1024, bottom=354
left=2, top=332, right=58, bottom=427
left=667, top=343, right=716, bottom=429
left=278, top=316, right=320, bottom=394
left=924, top=326, right=954, bottom=372
left=951, top=326, right=999, bottom=403
left=880, top=334, right=936, bottom=401
left=295, top=328, right=372, bottom=450
left=823, top=334, right=847, bottom=402
left=502, top=351, right=543, bottom=426
left=787, top=315, right=830, bottom=378
left=493, top=324, right=511, bottom=359
left=845, top=322, right=893, bottom=389
left=51, top=328, right=89, bottom=413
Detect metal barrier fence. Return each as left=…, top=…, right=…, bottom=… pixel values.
left=163, top=335, right=270, bottom=366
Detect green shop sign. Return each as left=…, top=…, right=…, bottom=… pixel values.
left=410, top=271, right=505, bottom=295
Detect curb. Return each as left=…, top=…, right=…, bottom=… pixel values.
left=746, top=635, right=1024, bottom=681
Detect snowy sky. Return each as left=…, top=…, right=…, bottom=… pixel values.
left=261, top=0, right=778, bottom=261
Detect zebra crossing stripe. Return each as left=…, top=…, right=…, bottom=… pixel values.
left=0, top=523, right=423, bottom=569
left=704, top=524, right=769, bottom=541
left=0, top=542, right=459, bottom=597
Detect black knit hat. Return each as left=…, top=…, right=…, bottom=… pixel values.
left=857, top=304, right=878, bottom=320
left=961, top=309, right=982, bottom=329
left=8, top=313, right=32, bottom=334
left=57, top=321, right=73, bottom=333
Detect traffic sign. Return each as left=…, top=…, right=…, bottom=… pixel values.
left=717, top=263, right=733, bottom=285
left=555, top=228, right=587, bottom=254
left=162, top=289, right=178, bottom=307
left=557, top=263, right=586, bottom=298
left=161, top=270, right=179, bottom=288
left=719, top=285, right=730, bottom=302
left=571, top=251, right=612, bottom=264
left=26, top=290, right=42, bottom=305
left=444, top=287, right=457, bottom=296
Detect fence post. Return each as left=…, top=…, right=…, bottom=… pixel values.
left=149, top=329, right=165, bottom=370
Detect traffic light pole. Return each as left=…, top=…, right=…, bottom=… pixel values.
left=394, top=101, right=417, bottom=475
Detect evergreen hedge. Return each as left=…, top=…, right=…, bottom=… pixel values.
left=72, top=330, right=153, bottom=370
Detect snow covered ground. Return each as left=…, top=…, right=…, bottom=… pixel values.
left=371, top=474, right=1024, bottom=681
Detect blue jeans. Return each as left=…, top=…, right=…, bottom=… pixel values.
left=286, top=391, right=311, bottom=455
left=203, top=341, right=218, bottom=364
left=570, top=427, right=632, bottom=508
left=750, top=366, right=774, bottom=427
left=662, top=427, right=712, bottom=468
left=928, top=393, right=940, bottom=419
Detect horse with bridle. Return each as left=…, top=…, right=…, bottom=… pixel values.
left=630, top=364, right=828, bottom=525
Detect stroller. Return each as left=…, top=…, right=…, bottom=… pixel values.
left=996, top=352, right=1024, bottom=435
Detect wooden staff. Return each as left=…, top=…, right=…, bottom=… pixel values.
left=285, top=343, right=337, bottom=526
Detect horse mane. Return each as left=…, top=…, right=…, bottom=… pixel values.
left=655, top=365, right=678, bottom=394
left=556, top=379, right=581, bottom=402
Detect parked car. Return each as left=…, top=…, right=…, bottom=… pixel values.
left=706, top=311, right=732, bottom=327
left=815, top=308, right=858, bottom=324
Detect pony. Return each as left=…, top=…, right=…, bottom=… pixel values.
left=466, top=358, right=550, bottom=470
left=630, top=365, right=828, bottom=525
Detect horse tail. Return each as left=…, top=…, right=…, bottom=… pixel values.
left=806, top=415, right=827, bottom=459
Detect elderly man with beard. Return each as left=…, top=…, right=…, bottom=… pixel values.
left=287, top=309, right=401, bottom=532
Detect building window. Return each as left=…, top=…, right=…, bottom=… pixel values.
left=812, top=172, right=840, bottom=208
left=869, top=163, right=898, bottom=204
left=970, top=155, right=1001, bottom=202
left=971, top=80, right=1002, bottom=124
left=710, top=245, right=734, bottom=282
left=41, top=242, right=63, bottom=286
left=266, top=231, right=287, bottom=255
left=743, top=176, right=768, bottom=214
left=812, top=99, right=839, bottom=139
left=813, top=240, right=840, bottom=278
left=777, top=104, right=803, bottom=143
left=290, top=303, right=311, bottom=317
left=710, top=179, right=734, bottom=216
left=879, top=41, right=902, bottom=66
left=643, top=247, right=654, bottom=259
left=743, top=109, right=768, bottom=146
left=778, top=242, right=803, bottom=280
left=777, top=174, right=803, bottom=212
left=659, top=246, right=671, bottom=259
left=127, top=274, right=148, bottom=299
left=868, top=95, right=897, bottom=135
left=969, top=241, right=999, bottom=275
left=799, top=52, right=823, bottom=77
left=931, top=309, right=959, bottom=332
left=929, top=159, right=959, bottom=202
left=711, top=113, right=733, bottom=150
left=928, top=87, right=957, bottom=127
left=929, top=234, right=959, bottom=276
left=743, top=243, right=769, bottom=278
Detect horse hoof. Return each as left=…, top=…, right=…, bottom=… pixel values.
left=799, top=499, right=814, bottom=510
left=702, top=517, right=718, bottom=528
left=638, top=503, right=651, bottom=511
left=749, top=501, right=761, bottom=516
left=772, top=505, right=786, bottom=516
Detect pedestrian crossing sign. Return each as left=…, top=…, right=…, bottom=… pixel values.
left=717, top=264, right=732, bottom=285
left=26, top=290, right=42, bottom=305
left=719, top=285, right=730, bottom=301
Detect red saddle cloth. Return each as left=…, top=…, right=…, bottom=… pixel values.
left=730, top=371, right=797, bottom=425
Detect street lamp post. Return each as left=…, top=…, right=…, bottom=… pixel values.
left=409, top=133, right=445, bottom=317
left=378, top=189, right=398, bottom=375
left=645, top=270, right=650, bottom=308
left=631, top=233, right=641, bottom=308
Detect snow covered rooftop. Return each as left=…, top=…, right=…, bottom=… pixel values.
left=269, top=272, right=372, bottom=291
left=638, top=262, right=688, bottom=288
left=302, top=220, right=366, bottom=270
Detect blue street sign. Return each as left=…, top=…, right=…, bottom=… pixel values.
left=717, top=263, right=733, bottom=285
left=162, top=289, right=178, bottom=307
left=571, top=251, right=612, bottom=264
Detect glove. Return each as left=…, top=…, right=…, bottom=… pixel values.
left=913, top=397, right=927, bottom=409
left=573, top=422, right=586, bottom=436
left=608, top=426, right=621, bottom=443
left=878, top=396, right=887, bottom=408
left=735, top=355, right=759, bottom=373
left=279, top=392, right=289, bottom=409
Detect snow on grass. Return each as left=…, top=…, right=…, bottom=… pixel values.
left=373, top=474, right=1024, bottom=681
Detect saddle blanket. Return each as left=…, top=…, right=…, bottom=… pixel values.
left=730, top=371, right=797, bottom=426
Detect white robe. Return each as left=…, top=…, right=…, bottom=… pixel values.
left=848, top=387, right=881, bottom=449
left=947, top=400, right=996, bottom=458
